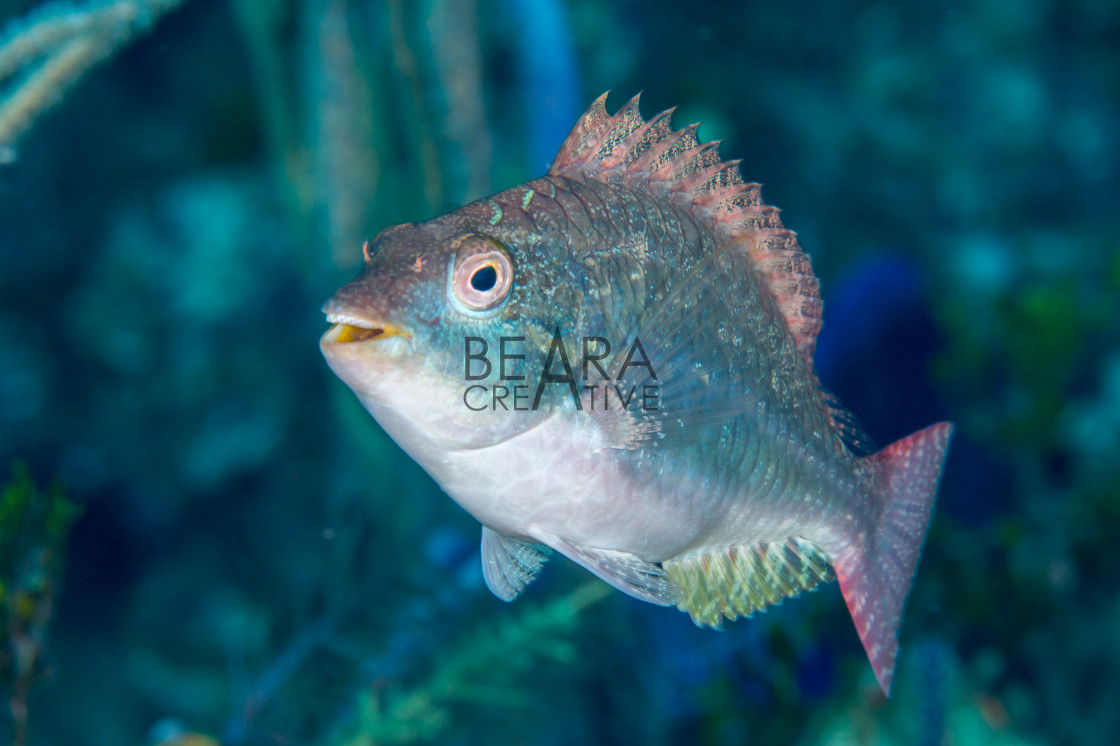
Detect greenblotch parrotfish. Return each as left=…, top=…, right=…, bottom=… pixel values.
left=320, top=93, right=953, bottom=696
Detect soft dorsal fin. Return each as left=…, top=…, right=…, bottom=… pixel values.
left=549, top=92, right=823, bottom=362
left=662, top=537, right=834, bottom=627
left=820, top=387, right=878, bottom=456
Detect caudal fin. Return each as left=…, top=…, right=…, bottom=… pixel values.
left=834, top=421, right=953, bottom=696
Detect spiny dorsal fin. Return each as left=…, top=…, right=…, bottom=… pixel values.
left=550, top=93, right=823, bottom=362
left=662, top=537, right=834, bottom=627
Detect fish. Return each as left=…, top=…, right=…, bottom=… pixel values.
left=320, top=93, right=953, bottom=696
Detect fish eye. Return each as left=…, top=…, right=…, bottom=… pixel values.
left=470, top=264, right=498, bottom=292
left=450, top=234, right=513, bottom=313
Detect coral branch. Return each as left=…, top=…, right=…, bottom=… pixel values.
left=0, top=0, right=184, bottom=150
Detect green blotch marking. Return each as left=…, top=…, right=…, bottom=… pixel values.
left=487, top=199, right=503, bottom=226
left=521, top=188, right=535, bottom=210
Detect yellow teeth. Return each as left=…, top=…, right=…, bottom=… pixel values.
left=332, top=323, right=410, bottom=343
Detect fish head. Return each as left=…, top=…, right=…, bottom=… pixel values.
left=321, top=214, right=562, bottom=453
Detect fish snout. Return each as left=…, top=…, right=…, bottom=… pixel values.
left=321, top=283, right=413, bottom=346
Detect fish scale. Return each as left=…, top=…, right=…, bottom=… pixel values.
left=320, top=93, right=953, bottom=696
left=488, top=167, right=845, bottom=550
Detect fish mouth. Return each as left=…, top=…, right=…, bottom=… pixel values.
left=323, top=313, right=411, bottom=344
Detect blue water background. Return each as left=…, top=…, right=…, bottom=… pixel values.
left=1, top=0, right=1118, bottom=743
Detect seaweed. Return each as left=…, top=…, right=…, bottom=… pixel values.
left=0, top=461, right=82, bottom=746
left=322, top=581, right=610, bottom=745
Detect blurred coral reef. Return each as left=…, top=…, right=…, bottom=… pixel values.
left=0, top=0, right=1118, bottom=744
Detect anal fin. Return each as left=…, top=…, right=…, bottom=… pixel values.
left=481, top=527, right=551, bottom=602
left=663, top=537, right=834, bottom=627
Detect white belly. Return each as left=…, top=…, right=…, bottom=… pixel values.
left=408, top=410, right=715, bottom=561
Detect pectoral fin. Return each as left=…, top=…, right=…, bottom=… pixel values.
left=481, top=527, right=551, bottom=602
left=528, top=527, right=680, bottom=606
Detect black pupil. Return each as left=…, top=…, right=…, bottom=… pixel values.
left=470, top=264, right=498, bottom=292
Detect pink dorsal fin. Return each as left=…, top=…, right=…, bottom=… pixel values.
left=549, top=93, right=823, bottom=362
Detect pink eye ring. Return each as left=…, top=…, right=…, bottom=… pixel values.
left=450, top=234, right=514, bottom=312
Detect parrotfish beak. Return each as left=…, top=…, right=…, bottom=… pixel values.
left=320, top=272, right=416, bottom=350
left=320, top=307, right=416, bottom=394
left=322, top=313, right=412, bottom=345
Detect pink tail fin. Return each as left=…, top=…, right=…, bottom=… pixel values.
left=834, top=421, right=953, bottom=696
